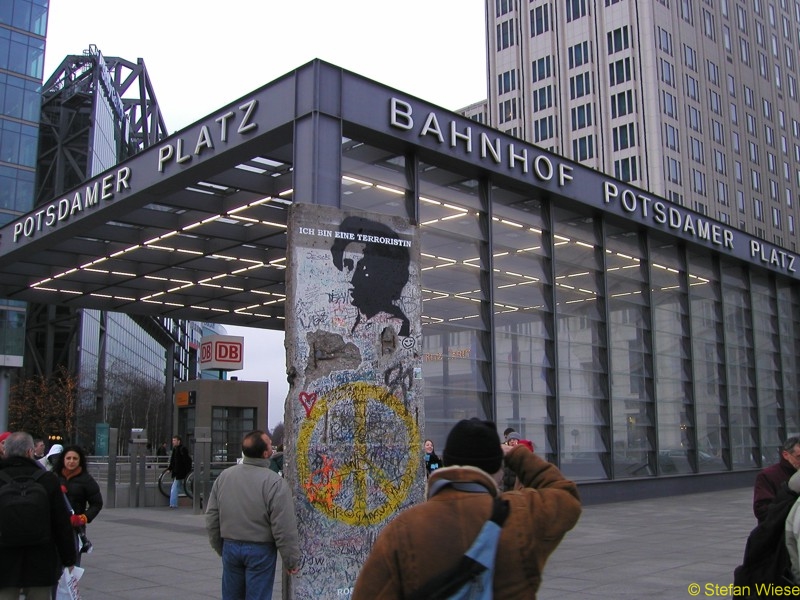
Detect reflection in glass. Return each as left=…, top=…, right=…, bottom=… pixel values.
left=341, top=138, right=409, bottom=219
left=778, top=283, right=800, bottom=435
left=722, top=261, right=758, bottom=469
left=552, top=207, right=608, bottom=481
left=419, top=163, right=489, bottom=445
left=688, top=251, right=727, bottom=473
left=491, top=190, right=552, bottom=457
left=752, top=273, right=781, bottom=455
left=606, top=223, right=653, bottom=479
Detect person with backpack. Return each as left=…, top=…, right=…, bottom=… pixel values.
left=167, top=435, right=192, bottom=508
left=352, top=418, right=582, bottom=599
left=0, top=432, right=76, bottom=599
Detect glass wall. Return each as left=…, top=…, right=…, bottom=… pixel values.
left=0, top=0, right=47, bottom=369
left=418, top=163, right=490, bottom=446
left=552, top=206, right=608, bottom=480
left=751, top=273, right=782, bottom=454
left=333, top=125, right=800, bottom=482
left=687, top=251, right=728, bottom=472
left=721, top=261, right=758, bottom=469
left=606, top=223, right=653, bottom=479
left=778, top=282, right=800, bottom=437
left=340, top=138, right=410, bottom=219
left=491, top=188, right=553, bottom=458
left=653, top=242, right=691, bottom=475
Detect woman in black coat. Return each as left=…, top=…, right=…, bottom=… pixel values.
left=55, top=445, right=103, bottom=565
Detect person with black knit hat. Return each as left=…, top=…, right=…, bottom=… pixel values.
left=353, top=418, right=582, bottom=599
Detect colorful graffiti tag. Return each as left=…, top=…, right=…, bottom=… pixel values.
left=296, top=381, right=420, bottom=526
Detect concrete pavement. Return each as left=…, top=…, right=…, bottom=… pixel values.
left=75, top=487, right=756, bottom=599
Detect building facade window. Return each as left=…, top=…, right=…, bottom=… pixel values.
left=666, top=156, right=682, bottom=183
left=534, top=115, right=555, bottom=142
left=612, top=89, right=635, bottom=118
left=571, top=103, right=594, bottom=130
left=570, top=72, right=592, bottom=99
left=572, top=134, right=595, bottom=160
left=658, top=27, right=673, bottom=55
left=613, top=123, right=636, bottom=150
left=533, top=85, right=554, bottom=111
left=610, top=57, right=633, bottom=85
left=498, top=69, right=518, bottom=95
left=497, top=18, right=516, bottom=50
left=665, top=123, right=680, bottom=150
left=607, top=27, right=630, bottom=54
left=615, top=156, right=638, bottom=181
left=498, top=98, right=518, bottom=124
left=663, top=59, right=678, bottom=87
left=532, top=56, right=552, bottom=82
left=569, top=41, right=591, bottom=68
left=567, top=0, right=588, bottom=22
left=663, top=91, right=678, bottom=119
left=531, top=4, right=550, bottom=36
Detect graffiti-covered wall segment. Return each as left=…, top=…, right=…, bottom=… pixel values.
left=285, top=204, right=424, bottom=599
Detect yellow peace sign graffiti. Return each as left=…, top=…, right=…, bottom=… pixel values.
left=296, top=381, right=420, bottom=526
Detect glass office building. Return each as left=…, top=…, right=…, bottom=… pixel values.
left=0, top=0, right=47, bottom=411
left=0, top=61, right=796, bottom=499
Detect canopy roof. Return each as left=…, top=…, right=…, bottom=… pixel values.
left=1, top=60, right=794, bottom=333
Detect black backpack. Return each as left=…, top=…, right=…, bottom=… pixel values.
left=0, top=469, right=52, bottom=547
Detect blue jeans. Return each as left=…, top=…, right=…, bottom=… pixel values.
left=221, top=540, right=277, bottom=600
left=170, top=477, right=184, bottom=507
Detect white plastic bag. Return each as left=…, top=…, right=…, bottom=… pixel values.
left=55, top=566, right=84, bottom=600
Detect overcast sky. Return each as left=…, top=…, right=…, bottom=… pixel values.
left=43, top=0, right=487, bottom=428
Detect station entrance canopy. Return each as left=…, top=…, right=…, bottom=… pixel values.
left=0, top=60, right=797, bottom=332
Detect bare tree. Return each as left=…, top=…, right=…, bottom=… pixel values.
left=73, top=360, right=168, bottom=455
left=9, top=366, right=78, bottom=443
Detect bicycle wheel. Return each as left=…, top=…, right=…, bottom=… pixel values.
left=157, top=469, right=170, bottom=498
left=184, top=471, right=194, bottom=499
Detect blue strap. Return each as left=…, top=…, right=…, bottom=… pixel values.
left=427, top=478, right=495, bottom=499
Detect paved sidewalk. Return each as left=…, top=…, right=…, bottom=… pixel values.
left=76, top=487, right=755, bottom=599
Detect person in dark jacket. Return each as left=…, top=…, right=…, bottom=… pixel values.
left=55, top=444, right=103, bottom=566
left=167, top=435, right=192, bottom=508
left=0, top=432, right=76, bottom=599
left=754, top=436, right=800, bottom=523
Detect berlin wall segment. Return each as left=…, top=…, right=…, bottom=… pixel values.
left=284, top=203, right=424, bottom=598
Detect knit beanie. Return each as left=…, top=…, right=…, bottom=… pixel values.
left=443, top=418, right=503, bottom=474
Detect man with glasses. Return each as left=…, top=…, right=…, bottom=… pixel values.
left=753, top=436, right=800, bottom=523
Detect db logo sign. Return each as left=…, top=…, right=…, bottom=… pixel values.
left=214, top=342, right=241, bottom=362
left=199, top=335, right=244, bottom=369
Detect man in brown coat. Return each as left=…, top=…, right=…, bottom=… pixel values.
left=352, top=418, right=581, bottom=599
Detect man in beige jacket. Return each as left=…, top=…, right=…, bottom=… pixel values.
left=206, top=430, right=300, bottom=600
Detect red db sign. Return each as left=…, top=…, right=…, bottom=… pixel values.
left=199, top=334, right=244, bottom=371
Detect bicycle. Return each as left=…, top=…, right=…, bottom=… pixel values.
left=157, top=468, right=194, bottom=500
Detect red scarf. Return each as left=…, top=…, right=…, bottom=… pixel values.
left=62, top=466, right=83, bottom=481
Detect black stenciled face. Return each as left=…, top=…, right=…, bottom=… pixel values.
left=342, top=241, right=369, bottom=313
left=330, top=216, right=412, bottom=336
